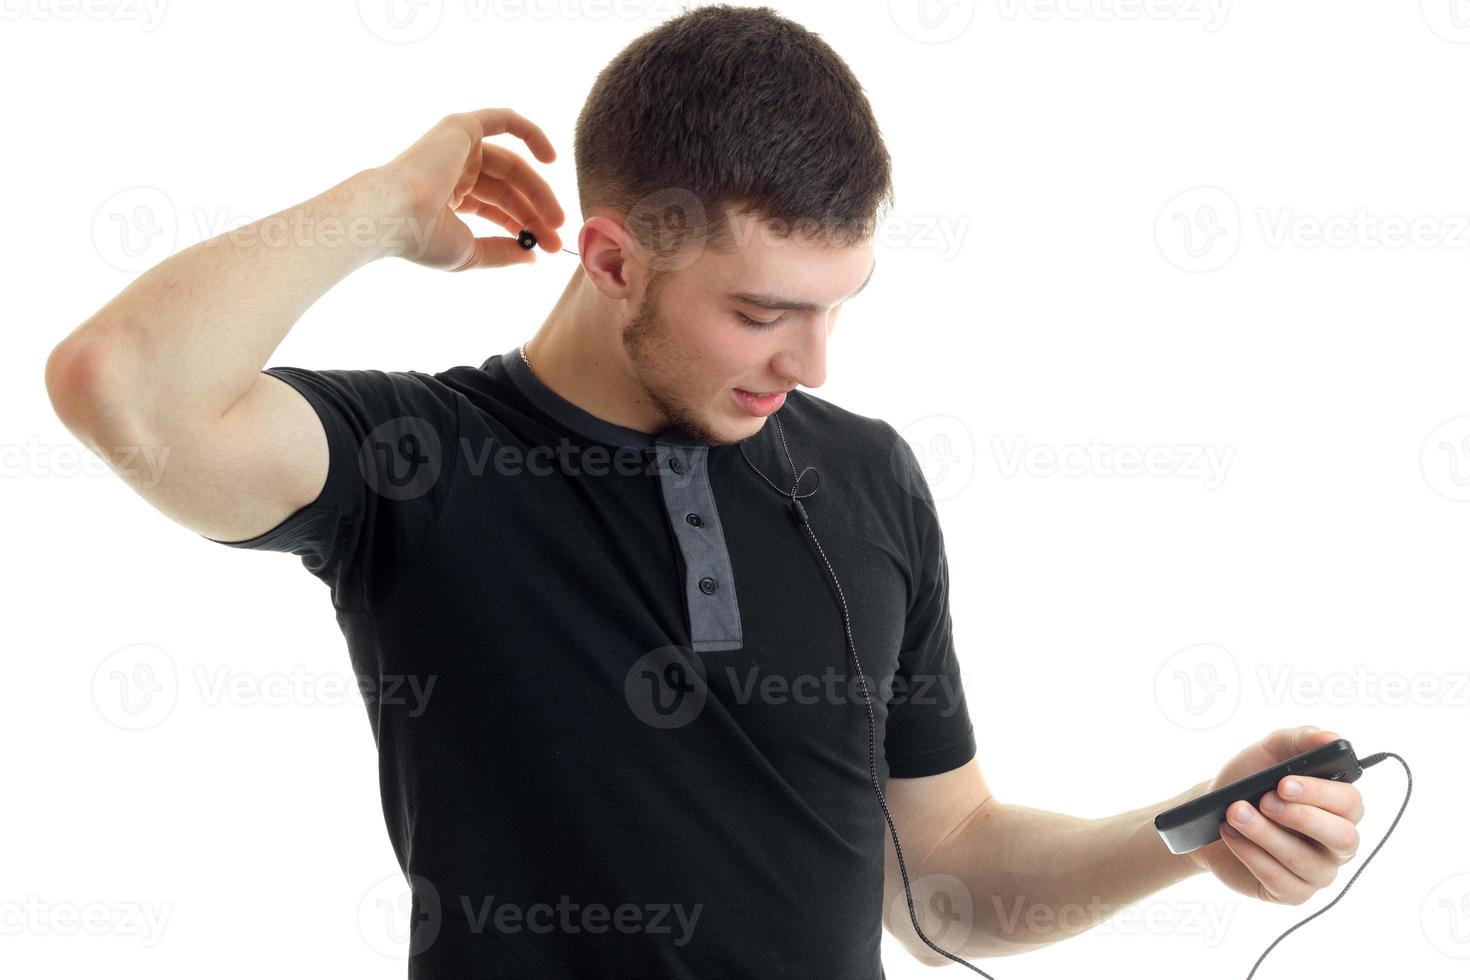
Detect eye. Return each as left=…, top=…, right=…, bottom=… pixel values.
left=736, top=311, right=784, bottom=330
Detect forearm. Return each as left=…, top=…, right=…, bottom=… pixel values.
left=917, top=778, right=1211, bottom=960
left=51, top=167, right=403, bottom=431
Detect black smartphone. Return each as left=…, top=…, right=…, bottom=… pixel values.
left=1154, top=738, right=1362, bottom=854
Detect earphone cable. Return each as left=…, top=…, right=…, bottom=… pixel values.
left=738, top=412, right=994, bottom=977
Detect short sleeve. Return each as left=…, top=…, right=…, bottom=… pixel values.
left=881, top=425, right=977, bottom=779
left=200, top=366, right=462, bottom=610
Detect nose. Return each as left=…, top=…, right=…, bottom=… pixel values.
left=775, top=311, right=834, bottom=390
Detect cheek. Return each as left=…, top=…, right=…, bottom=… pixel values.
left=690, top=326, right=761, bottom=379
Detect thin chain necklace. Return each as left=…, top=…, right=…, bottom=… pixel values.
left=519, top=342, right=534, bottom=378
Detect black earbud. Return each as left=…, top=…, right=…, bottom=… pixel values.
left=517, top=229, right=580, bottom=256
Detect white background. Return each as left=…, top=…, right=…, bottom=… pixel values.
left=5, top=0, right=1466, bottom=976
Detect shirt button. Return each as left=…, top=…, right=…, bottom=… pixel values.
left=685, top=513, right=703, bottom=527
left=698, top=576, right=717, bottom=594
left=669, top=457, right=687, bottom=474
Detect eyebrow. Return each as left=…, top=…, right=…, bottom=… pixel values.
left=728, top=258, right=877, bottom=312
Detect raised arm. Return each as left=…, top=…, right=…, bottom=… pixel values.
left=44, top=109, right=566, bottom=543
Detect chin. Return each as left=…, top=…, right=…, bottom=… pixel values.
left=699, top=408, right=764, bottom=446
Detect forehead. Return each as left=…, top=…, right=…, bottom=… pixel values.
left=693, top=211, right=875, bottom=310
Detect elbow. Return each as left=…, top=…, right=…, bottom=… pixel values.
left=45, top=332, right=136, bottom=443
left=46, top=338, right=96, bottom=431
left=46, top=338, right=100, bottom=429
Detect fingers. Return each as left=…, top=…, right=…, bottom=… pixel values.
left=1258, top=787, right=1362, bottom=863
left=451, top=236, right=537, bottom=272
left=1275, top=773, right=1366, bottom=824
left=429, top=110, right=566, bottom=257
left=1221, top=800, right=1339, bottom=902
left=457, top=107, right=558, bottom=164
left=468, top=165, right=562, bottom=253
left=1260, top=725, right=1340, bottom=762
left=476, top=143, right=565, bottom=248
left=453, top=197, right=521, bottom=237
left=444, top=108, right=565, bottom=230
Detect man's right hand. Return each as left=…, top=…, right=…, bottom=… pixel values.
left=379, top=107, right=568, bottom=271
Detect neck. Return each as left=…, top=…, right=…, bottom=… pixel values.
left=521, top=267, right=665, bottom=435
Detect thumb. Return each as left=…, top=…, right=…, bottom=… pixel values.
left=453, top=236, right=537, bottom=271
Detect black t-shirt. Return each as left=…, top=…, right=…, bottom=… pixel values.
left=203, top=346, right=976, bottom=978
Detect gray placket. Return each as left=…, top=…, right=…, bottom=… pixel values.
left=653, top=442, right=744, bottom=653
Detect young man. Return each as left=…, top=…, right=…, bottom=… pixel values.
left=46, top=5, right=1365, bottom=977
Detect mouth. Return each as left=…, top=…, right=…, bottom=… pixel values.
left=733, top=387, right=790, bottom=416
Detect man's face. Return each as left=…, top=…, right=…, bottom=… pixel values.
left=619, top=215, right=876, bottom=446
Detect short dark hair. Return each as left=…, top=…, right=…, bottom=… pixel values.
left=573, top=4, right=893, bottom=269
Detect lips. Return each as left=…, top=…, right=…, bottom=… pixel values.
left=734, top=388, right=789, bottom=417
